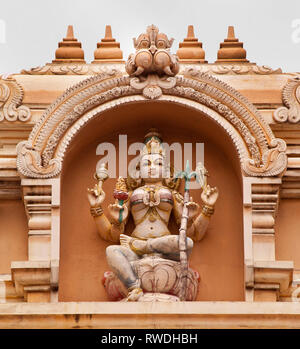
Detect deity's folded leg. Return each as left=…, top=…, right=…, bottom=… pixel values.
left=148, top=235, right=193, bottom=261
left=106, top=245, right=140, bottom=289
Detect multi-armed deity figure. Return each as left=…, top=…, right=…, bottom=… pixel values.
left=87, top=130, right=219, bottom=302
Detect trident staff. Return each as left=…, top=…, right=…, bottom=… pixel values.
left=176, top=161, right=207, bottom=301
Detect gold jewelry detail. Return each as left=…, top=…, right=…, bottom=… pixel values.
left=130, top=287, right=143, bottom=294
left=90, top=206, right=104, bottom=217
left=133, top=185, right=170, bottom=226
left=142, top=133, right=165, bottom=158
left=111, top=220, right=124, bottom=227
left=134, top=206, right=169, bottom=226
left=131, top=231, right=170, bottom=239
left=202, top=204, right=215, bottom=217
left=174, top=191, right=184, bottom=204
left=127, top=287, right=144, bottom=301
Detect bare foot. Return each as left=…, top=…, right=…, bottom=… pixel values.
left=120, top=234, right=131, bottom=248
left=120, top=234, right=148, bottom=255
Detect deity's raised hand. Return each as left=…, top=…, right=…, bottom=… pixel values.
left=201, top=184, right=219, bottom=207
left=186, top=197, right=200, bottom=220
left=87, top=162, right=109, bottom=208
left=108, top=201, right=129, bottom=223
left=87, top=187, right=106, bottom=208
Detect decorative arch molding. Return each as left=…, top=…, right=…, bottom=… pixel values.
left=16, top=70, right=287, bottom=178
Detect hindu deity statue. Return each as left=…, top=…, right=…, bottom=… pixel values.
left=87, top=130, right=218, bottom=302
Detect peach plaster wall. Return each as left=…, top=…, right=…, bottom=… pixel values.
left=275, top=199, right=300, bottom=271
left=0, top=200, right=28, bottom=273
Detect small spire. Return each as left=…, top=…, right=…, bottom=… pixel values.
left=53, top=25, right=85, bottom=63
left=66, top=25, right=74, bottom=39
left=215, top=25, right=249, bottom=63
left=187, top=25, right=195, bottom=39
left=93, top=25, right=123, bottom=63
left=227, top=26, right=236, bottom=40
left=176, top=25, right=206, bottom=63
left=104, top=25, right=113, bottom=40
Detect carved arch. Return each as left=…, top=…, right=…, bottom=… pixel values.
left=16, top=70, right=287, bottom=178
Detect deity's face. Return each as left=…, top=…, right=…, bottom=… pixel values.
left=139, top=153, right=164, bottom=182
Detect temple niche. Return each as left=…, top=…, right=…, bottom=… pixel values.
left=59, top=103, right=244, bottom=302
left=0, top=23, right=300, bottom=328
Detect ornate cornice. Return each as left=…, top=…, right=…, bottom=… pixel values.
left=184, top=64, right=282, bottom=75
left=20, top=63, right=282, bottom=76
left=0, top=77, right=31, bottom=122
left=21, top=63, right=125, bottom=76
left=16, top=26, right=287, bottom=179
left=273, top=77, right=300, bottom=123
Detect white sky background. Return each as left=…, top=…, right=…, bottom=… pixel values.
left=0, top=0, right=299, bottom=73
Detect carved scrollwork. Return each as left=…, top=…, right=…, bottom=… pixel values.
left=130, top=75, right=176, bottom=99
left=21, top=63, right=282, bottom=77
left=0, top=77, right=31, bottom=122
left=242, top=138, right=287, bottom=176
left=16, top=141, right=61, bottom=178
left=180, top=64, right=282, bottom=76
left=21, top=64, right=124, bottom=76
left=211, top=64, right=282, bottom=75
left=273, top=77, right=300, bottom=123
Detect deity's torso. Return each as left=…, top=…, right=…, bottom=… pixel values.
left=130, top=185, right=174, bottom=239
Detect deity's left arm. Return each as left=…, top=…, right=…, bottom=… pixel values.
left=190, top=185, right=218, bottom=241
left=172, top=186, right=218, bottom=242
left=189, top=212, right=212, bottom=242
left=172, top=191, right=199, bottom=239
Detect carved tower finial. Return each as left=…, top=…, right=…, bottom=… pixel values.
left=215, top=25, right=249, bottom=63
left=93, top=25, right=123, bottom=63
left=176, top=25, right=206, bottom=63
left=227, top=25, right=236, bottom=40
left=66, top=25, right=74, bottom=39
left=53, top=25, right=85, bottom=63
left=105, top=25, right=113, bottom=39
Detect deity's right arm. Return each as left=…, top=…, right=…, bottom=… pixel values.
left=91, top=209, right=115, bottom=242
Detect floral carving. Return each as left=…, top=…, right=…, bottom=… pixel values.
left=125, top=25, right=179, bottom=77
left=243, top=138, right=287, bottom=177
left=180, top=64, right=282, bottom=76
left=20, top=63, right=282, bottom=76
left=273, top=77, right=300, bottom=123
left=130, top=75, right=176, bottom=99
left=126, top=25, right=179, bottom=99
left=0, top=77, right=31, bottom=122
left=16, top=141, right=61, bottom=178
left=21, top=64, right=125, bottom=76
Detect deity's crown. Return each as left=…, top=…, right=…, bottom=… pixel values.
left=142, top=129, right=165, bottom=158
